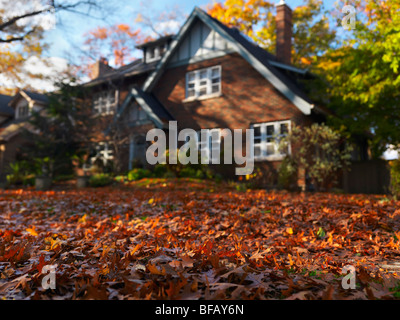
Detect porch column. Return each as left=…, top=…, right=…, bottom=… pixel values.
left=129, top=135, right=135, bottom=171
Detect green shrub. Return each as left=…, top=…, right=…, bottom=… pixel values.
left=278, top=157, right=297, bottom=190
left=153, top=164, right=168, bottom=178
left=390, top=159, right=400, bottom=198
left=6, top=161, right=36, bottom=186
left=179, top=167, right=197, bottom=178
left=89, top=173, right=114, bottom=188
left=127, top=168, right=153, bottom=181
left=280, top=124, right=353, bottom=191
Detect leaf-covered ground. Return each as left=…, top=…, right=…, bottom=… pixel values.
left=1, top=178, right=400, bottom=300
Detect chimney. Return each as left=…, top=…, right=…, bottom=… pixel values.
left=91, top=57, right=114, bottom=79
left=275, top=0, right=293, bottom=65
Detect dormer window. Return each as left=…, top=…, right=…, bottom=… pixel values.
left=146, top=44, right=167, bottom=63
left=16, top=104, right=30, bottom=119
left=137, top=35, right=174, bottom=64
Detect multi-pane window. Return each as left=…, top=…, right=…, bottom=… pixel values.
left=186, top=66, right=221, bottom=99
left=16, top=104, right=30, bottom=119
left=197, top=129, right=221, bottom=164
left=90, top=142, right=114, bottom=166
left=252, top=121, right=291, bottom=160
left=93, top=90, right=117, bottom=115
left=146, top=44, right=167, bottom=63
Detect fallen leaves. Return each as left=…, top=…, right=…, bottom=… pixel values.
left=0, top=181, right=400, bottom=300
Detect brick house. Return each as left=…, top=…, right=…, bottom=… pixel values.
left=0, top=3, right=374, bottom=190
left=0, top=90, right=48, bottom=180
left=84, top=3, right=334, bottom=186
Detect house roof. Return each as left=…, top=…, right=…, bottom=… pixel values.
left=143, top=7, right=316, bottom=115
left=23, top=90, right=49, bottom=104
left=136, top=35, right=175, bottom=49
left=9, top=90, right=48, bottom=108
left=0, top=94, right=14, bottom=116
left=84, top=59, right=160, bottom=87
left=114, top=87, right=174, bottom=129
left=0, top=120, right=35, bottom=142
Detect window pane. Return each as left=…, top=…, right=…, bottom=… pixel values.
left=199, top=88, right=207, bottom=96
left=254, top=146, right=261, bottom=157
left=281, top=123, right=289, bottom=135
left=187, top=89, right=195, bottom=98
left=199, top=80, right=207, bottom=86
left=254, top=137, right=261, bottom=144
left=254, top=127, right=261, bottom=137
left=211, top=84, right=220, bottom=94
left=211, top=68, right=220, bottom=78
left=267, top=125, right=274, bottom=136
left=199, top=70, right=207, bottom=79
left=266, top=144, right=275, bottom=156
left=212, top=77, right=220, bottom=84
left=188, top=73, right=195, bottom=82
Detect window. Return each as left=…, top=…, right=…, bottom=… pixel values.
left=93, top=90, right=117, bottom=115
left=146, top=44, right=167, bottom=62
left=90, top=142, right=114, bottom=166
left=186, top=66, right=221, bottom=100
left=16, top=104, right=30, bottom=119
left=197, top=129, right=221, bottom=164
left=252, top=121, right=291, bottom=161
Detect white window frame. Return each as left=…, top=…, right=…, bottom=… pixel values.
left=93, top=90, right=117, bottom=115
left=146, top=44, right=167, bottom=63
left=185, top=66, right=222, bottom=101
left=16, top=104, right=30, bottom=119
left=90, top=142, right=114, bottom=166
left=197, top=129, right=221, bottom=164
left=252, top=120, right=291, bottom=161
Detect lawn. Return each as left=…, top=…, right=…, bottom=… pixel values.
left=0, top=178, right=400, bottom=300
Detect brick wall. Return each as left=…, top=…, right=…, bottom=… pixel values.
left=153, top=52, right=311, bottom=131
left=153, top=52, right=313, bottom=185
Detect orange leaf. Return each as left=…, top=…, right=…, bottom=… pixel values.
left=147, top=262, right=166, bottom=275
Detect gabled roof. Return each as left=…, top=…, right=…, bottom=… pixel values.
left=136, top=35, right=175, bottom=49
left=9, top=90, right=48, bottom=108
left=0, top=94, right=14, bottom=116
left=115, top=87, right=174, bottom=129
left=143, top=7, right=315, bottom=115
left=23, top=90, right=49, bottom=104
left=0, top=120, right=35, bottom=142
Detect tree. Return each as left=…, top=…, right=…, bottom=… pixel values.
left=77, top=24, right=144, bottom=78
left=0, top=0, right=111, bottom=92
left=26, top=78, right=96, bottom=177
left=279, top=124, right=353, bottom=191
left=207, top=0, right=337, bottom=67
left=316, top=0, right=400, bottom=156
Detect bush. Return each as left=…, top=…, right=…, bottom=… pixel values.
left=280, top=124, right=353, bottom=191
left=278, top=157, right=297, bottom=190
left=89, top=173, right=114, bottom=188
left=390, top=159, right=400, bottom=198
left=153, top=164, right=168, bottom=178
left=6, top=161, right=36, bottom=186
left=127, top=168, right=153, bottom=181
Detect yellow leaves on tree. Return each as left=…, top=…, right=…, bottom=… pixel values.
left=208, top=0, right=337, bottom=68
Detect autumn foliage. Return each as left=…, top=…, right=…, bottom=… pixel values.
left=1, top=179, right=400, bottom=300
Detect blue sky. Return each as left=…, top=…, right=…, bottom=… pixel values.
left=45, top=0, right=337, bottom=62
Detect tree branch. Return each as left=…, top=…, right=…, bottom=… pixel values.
left=0, top=28, right=37, bottom=43
left=0, top=1, right=104, bottom=43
